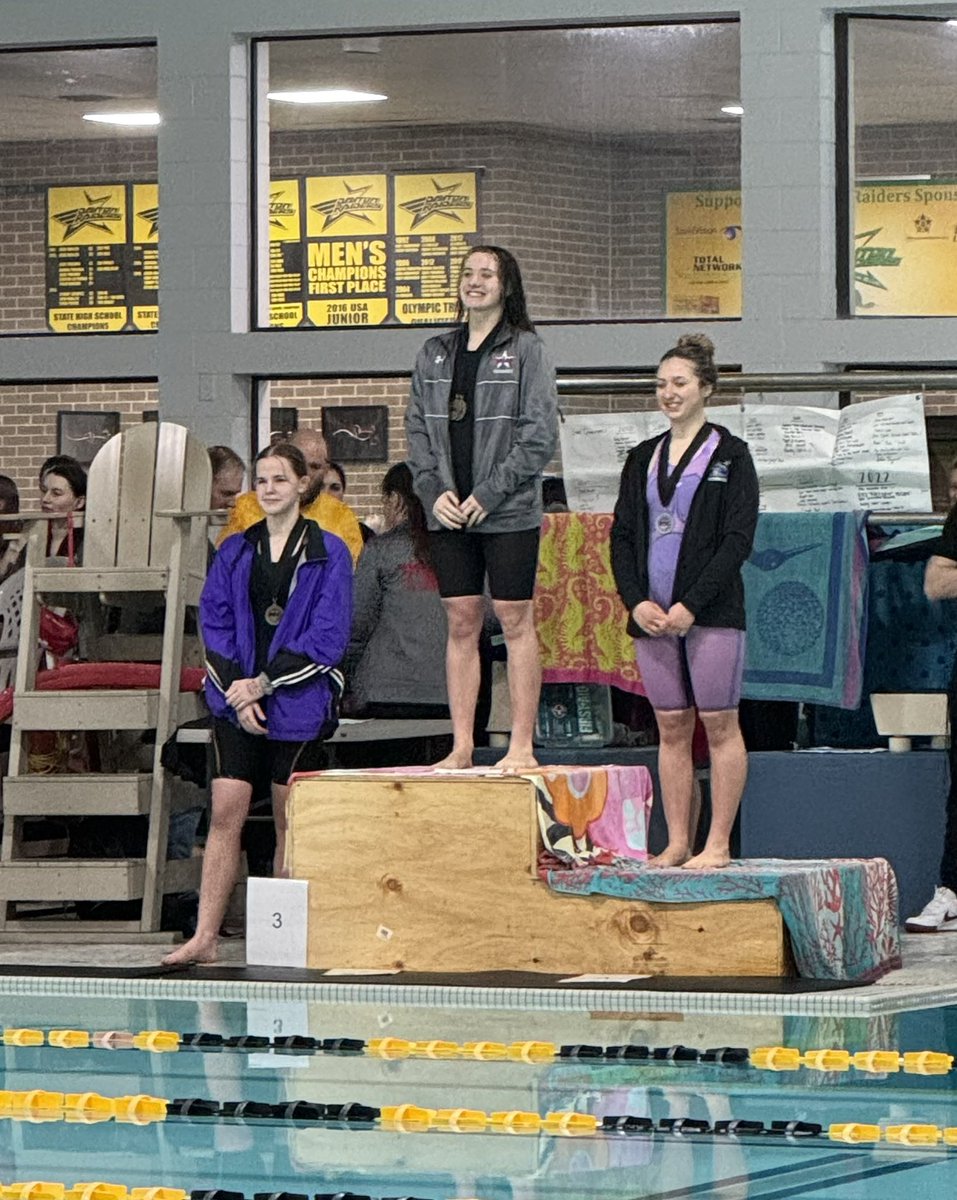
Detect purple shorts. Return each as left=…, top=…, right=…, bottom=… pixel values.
left=635, top=626, right=746, bottom=712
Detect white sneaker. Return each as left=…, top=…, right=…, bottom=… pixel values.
left=905, top=886, right=957, bottom=933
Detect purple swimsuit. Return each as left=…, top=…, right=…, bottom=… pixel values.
left=636, top=430, right=746, bottom=712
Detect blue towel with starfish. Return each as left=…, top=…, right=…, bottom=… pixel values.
left=741, top=511, right=868, bottom=708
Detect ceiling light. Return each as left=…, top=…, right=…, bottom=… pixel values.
left=947, top=19, right=957, bottom=26
left=83, top=111, right=160, bottom=126
left=721, top=104, right=744, bottom=116
left=267, top=89, right=387, bottom=105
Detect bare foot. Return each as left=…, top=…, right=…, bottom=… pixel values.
left=682, top=848, right=731, bottom=870
left=497, top=749, right=539, bottom=774
left=646, top=845, right=691, bottom=868
left=431, top=748, right=474, bottom=770
left=162, top=933, right=219, bottom=966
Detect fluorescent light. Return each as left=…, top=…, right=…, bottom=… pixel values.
left=721, top=104, right=744, bottom=116
left=948, top=19, right=957, bottom=26
left=267, top=89, right=387, bottom=105
left=83, top=111, right=160, bottom=127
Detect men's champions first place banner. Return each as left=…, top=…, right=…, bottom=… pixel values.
left=270, top=170, right=480, bottom=327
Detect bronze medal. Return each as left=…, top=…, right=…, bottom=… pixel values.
left=264, top=602, right=284, bottom=626
left=449, top=393, right=467, bottom=422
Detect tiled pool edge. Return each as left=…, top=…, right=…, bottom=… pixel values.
left=0, top=973, right=956, bottom=1016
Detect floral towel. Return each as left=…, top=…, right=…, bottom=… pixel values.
left=533, top=765, right=652, bottom=864
left=542, top=856, right=900, bottom=982
left=535, top=512, right=642, bottom=694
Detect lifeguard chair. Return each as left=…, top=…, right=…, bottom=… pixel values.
left=0, top=421, right=210, bottom=938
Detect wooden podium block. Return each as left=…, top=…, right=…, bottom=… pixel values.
left=287, top=771, right=789, bottom=977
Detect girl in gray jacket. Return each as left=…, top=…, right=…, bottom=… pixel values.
left=405, top=246, right=558, bottom=771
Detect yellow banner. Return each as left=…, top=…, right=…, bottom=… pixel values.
left=855, top=181, right=957, bottom=315
left=306, top=174, right=388, bottom=237
left=665, top=190, right=742, bottom=317
left=306, top=297, right=390, bottom=328
left=131, top=183, right=158, bottom=244
left=48, top=185, right=127, bottom=246
left=393, top=173, right=478, bottom=236
left=269, top=179, right=301, bottom=242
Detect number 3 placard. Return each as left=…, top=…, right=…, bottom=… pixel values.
left=246, top=877, right=308, bottom=967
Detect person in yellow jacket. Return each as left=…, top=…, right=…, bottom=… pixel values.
left=218, top=429, right=363, bottom=565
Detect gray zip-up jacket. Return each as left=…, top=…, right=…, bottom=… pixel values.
left=405, top=322, right=559, bottom=533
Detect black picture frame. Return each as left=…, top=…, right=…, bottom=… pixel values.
left=321, top=404, right=389, bottom=463
left=56, top=410, right=121, bottom=467
left=270, top=406, right=299, bottom=442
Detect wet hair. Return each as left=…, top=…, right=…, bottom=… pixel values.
left=382, top=461, right=431, bottom=566
left=208, top=445, right=244, bottom=477
left=0, top=475, right=19, bottom=516
left=455, top=244, right=535, bottom=332
left=253, top=441, right=308, bottom=481
left=326, top=461, right=347, bottom=493
left=41, top=458, right=87, bottom=501
left=658, top=333, right=718, bottom=391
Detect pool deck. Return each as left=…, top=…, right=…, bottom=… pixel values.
left=0, top=929, right=953, bottom=1015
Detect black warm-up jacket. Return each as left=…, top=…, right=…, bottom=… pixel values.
left=609, top=423, right=760, bottom=639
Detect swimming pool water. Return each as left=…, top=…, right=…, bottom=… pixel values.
left=1, top=988, right=956, bottom=1199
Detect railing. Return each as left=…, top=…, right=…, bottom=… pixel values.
left=556, top=370, right=957, bottom=395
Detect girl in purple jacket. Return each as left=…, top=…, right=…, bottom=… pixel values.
left=164, top=442, right=352, bottom=965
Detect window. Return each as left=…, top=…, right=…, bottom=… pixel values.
left=254, top=23, right=741, bottom=329
left=847, top=17, right=957, bottom=317
left=0, top=45, right=158, bottom=336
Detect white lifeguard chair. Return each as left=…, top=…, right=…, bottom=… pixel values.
left=0, top=421, right=211, bottom=939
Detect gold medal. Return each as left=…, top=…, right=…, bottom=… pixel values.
left=264, top=603, right=283, bottom=626
left=449, top=393, right=467, bottom=422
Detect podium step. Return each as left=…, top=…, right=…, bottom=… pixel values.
left=3, top=773, right=152, bottom=816
left=12, top=689, right=204, bottom=731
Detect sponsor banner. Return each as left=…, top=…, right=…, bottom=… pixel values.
left=268, top=178, right=305, bottom=327
left=304, top=174, right=389, bottom=327
left=46, top=184, right=130, bottom=333
left=855, top=180, right=957, bottom=316
left=130, top=182, right=159, bottom=330
left=665, top=189, right=742, bottom=318
left=393, top=171, right=478, bottom=325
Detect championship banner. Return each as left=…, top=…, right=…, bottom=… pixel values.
left=855, top=180, right=957, bottom=315
left=46, top=184, right=129, bottom=333
left=392, top=172, right=478, bottom=324
left=129, top=182, right=159, bottom=331
left=304, top=173, right=389, bottom=327
left=665, top=189, right=742, bottom=318
left=267, top=179, right=304, bottom=327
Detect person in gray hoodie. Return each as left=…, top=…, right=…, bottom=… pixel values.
left=405, top=245, right=558, bottom=771
left=345, top=461, right=448, bottom=716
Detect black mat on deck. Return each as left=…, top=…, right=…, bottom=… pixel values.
left=0, top=963, right=865, bottom=991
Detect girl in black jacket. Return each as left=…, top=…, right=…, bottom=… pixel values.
left=610, top=334, right=759, bottom=869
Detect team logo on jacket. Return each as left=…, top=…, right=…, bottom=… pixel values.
left=708, top=459, right=730, bottom=482
left=492, top=350, right=515, bottom=373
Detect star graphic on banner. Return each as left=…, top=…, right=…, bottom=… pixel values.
left=137, top=205, right=159, bottom=237
left=52, top=190, right=122, bottom=240
left=399, top=179, right=473, bottom=230
left=269, top=190, right=296, bottom=230
left=311, top=181, right=382, bottom=230
left=914, top=212, right=932, bottom=234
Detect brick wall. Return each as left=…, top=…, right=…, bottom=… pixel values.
left=0, top=381, right=157, bottom=502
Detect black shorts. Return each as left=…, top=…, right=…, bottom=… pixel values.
left=429, top=528, right=540, bottom=601
left=211, top=717, right=329, bottom=786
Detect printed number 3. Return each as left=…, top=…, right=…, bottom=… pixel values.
left=272, top=912, right=283, bottom=929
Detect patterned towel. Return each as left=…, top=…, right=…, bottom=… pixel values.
left=542, top=856, right=900, bottom=982
left=535, top=512, right=642, bottom=694
left=534, top=765, right=652, bottom=864
left=742, top=512, right=869, bottom=709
